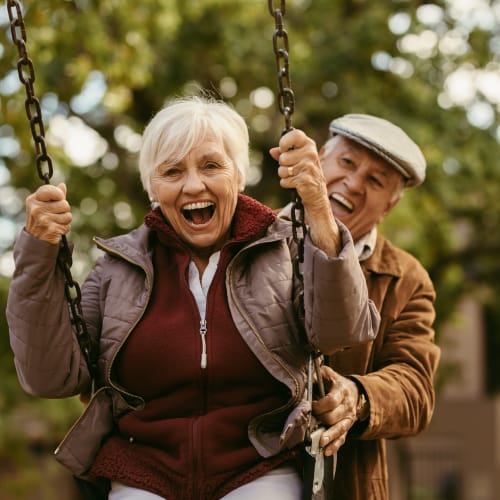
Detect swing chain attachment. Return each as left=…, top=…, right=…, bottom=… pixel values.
left=7, top=0, right=100, bottom=391
left=268, top=0, right=307, bottom=313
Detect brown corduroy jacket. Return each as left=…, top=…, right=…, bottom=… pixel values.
left=328, top=233, right=440, bottom=500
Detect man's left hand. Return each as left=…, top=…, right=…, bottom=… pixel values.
left=312, top=365, right=359, bottom=456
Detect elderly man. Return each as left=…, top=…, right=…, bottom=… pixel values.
left=272, top=114, right=440, bottom=500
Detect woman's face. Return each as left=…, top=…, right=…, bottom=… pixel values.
left=150, top=136, right=240, bottom=257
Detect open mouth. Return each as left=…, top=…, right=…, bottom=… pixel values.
left=330, top=193, right=354, bottom=213
left=182, top=201, right=215, bottom=225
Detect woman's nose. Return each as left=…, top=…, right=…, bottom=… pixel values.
left=183, top=169, right=205, bottom=193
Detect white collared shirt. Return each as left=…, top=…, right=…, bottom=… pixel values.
left=354, top=227, right=377, bottom=261
left=188, top=251, right=221, bottom=319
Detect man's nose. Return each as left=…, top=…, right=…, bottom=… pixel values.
left=344, top=172, right=364, bottom=193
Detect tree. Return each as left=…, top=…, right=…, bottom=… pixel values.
left=1, top=0, right=499, bottom=492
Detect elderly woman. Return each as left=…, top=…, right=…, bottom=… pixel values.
left=6, top=96, right=378, bottom=499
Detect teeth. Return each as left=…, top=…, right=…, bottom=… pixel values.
left=182, top=201, right=214, bottom=210
left=331, top=193, right=353, bottom=211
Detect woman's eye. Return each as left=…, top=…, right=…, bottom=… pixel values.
left=164, top=167, right=181, bottom=177
left=370, top=176, right=384, bottom=187
left=205, top=162, right=219, bottom=170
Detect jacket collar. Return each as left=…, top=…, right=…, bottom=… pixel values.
left=362, top=233, right=403, bottom=278
left=94, top=194, right=280, bottom=264
left=281, top=202, right=402, bottom=278
left=144, top=193, right=276, bottom=250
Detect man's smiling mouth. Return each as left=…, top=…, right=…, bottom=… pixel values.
left=330, top=193, right=353, bottom=213
left=182, top=201, right=215, bottom=225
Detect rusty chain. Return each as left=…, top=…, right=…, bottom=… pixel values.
left=7, top=0, right=99, bottom=390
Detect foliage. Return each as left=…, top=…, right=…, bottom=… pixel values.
left=0, top=0, right=499, bottom=493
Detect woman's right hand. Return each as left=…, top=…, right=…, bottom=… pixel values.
left=25, top=182, right=72, bottom=244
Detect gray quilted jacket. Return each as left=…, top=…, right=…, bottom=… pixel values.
left=6, top=215, right=379, bottom=477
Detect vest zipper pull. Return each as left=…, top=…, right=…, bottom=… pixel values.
left=200, top=319, right=207, bottom=369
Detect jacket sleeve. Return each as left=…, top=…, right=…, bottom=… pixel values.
left=303, top=220, right=380, bottom=354
left=6, top=229, right=91, bottom=398
left=351, top=259, right=440, bottom=439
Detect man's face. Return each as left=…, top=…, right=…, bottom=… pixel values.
left=320, top=136, right=405, bottom=242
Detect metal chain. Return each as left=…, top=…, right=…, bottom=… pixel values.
left=267, top=0, right=294, bottom=135
left=268, top=0, right=307, bottom=312
left=7, top=0, right=99, bottom=389
left=268, top=2, right=326, bottom=440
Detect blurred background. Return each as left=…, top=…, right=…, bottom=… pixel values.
left=0, top=0, right=499, bottom=498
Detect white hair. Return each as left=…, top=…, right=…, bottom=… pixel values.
left=139, top=95, right=249, bottom=198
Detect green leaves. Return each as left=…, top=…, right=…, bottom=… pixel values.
left=1, top=0, right=500, bottom=468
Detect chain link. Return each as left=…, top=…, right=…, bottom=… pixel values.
left=7, top=0, right=99, bottom=389
left=268, top=0, right=308, bottom=312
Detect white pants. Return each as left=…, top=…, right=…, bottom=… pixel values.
left=108, top=464, right=302, bottom=499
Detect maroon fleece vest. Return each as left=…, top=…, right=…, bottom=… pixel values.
left=90, top=196, right=298, bottom=499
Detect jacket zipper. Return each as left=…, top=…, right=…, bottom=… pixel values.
left=54, top=385, right=108, bottom=456
left=193, top=273, right=215, bottom=496
left=199, top=319, right=207, bottom=369
left=55, top=239, right=153, bottom=457
left=93, top=238, right=153, bottom=403
left=227, top=245, right=302, bottom=413
left=192, top=417, right=201, bottom=499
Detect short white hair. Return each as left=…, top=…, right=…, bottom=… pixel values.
left=139, top=95, right=249, bottom=198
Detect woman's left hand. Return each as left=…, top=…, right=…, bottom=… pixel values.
left=269, top=129, right=328, bottom=212
left=270, top=129, right=340, bottom=256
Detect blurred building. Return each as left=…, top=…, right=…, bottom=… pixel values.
left=388, top=297, right=500, bottom=500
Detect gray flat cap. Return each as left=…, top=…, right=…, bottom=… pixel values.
left=329, top=113, right=426, bottom=187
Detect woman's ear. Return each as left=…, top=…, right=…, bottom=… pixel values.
left=236, top=168, right=245, bottom=192
left=149, top=182, right=158, bottom=202
left=149, top=190, right=159, bottom=208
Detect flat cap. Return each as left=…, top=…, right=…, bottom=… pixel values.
left=329, top=113, right=426, bottom=187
